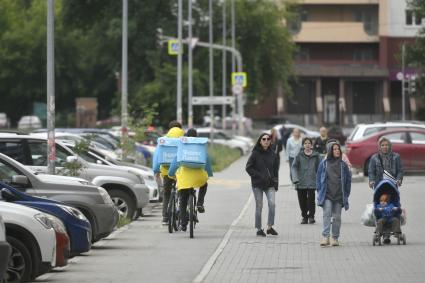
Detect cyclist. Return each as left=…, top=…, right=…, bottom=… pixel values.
left=168, top=128, right=213, bottom=231
left=152, top=120, right=185, bottom=223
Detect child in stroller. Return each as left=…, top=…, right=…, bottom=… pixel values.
left=372, top=179, right=406, bottom=245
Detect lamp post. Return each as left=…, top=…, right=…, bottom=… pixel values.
left=121, top=0, right=129, bottom=158
left=177, top=0, right=183, bottom=124
left=47, top=0, right=56, bottom=174
left=209, top=0, right=214, bottom=139
left=188, top=0, right=193, bottom=128
left=222, top=0, right=227, bottom=130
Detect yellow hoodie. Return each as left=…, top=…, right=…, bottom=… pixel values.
left=159, top=127, right=185, bottom=177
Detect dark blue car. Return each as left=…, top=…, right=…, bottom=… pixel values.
left=0, top=182, right=92, bottom=255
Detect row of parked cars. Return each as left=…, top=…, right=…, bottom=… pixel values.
left=0, top=128, right=163, bottom=282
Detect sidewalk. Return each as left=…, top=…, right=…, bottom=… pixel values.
left=201, top=157, right=425, bottom=283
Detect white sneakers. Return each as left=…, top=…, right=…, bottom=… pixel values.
left=320, top=237, right=339, bottom=246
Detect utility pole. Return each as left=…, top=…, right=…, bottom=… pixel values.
left=209, top=0, right=214, bottom=139
left=222, top=0, right=227, bottom=130
left=177, top=0, right=183, bottom=124
left=401, top=43, right=406, bottom=121
left=121, top=0, right=129, bottom=158
left=47, top=0, right=56, bottom=175
left=231, top=0, right=237, bottom=134
left=188, top=0, right=193, bottom=128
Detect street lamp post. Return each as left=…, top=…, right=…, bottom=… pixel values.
left=222, top=0, right=227, bottom=130
left=177, top=0, right=183, bottom=124
left=209, top=0, right=214, bottom=139
left=401, top=43, right=406, bottom=121
left=121, top=0, right=129, bottom=158
left=188, top=0, right=193, bottom=128
left=47, top=0, right=56, bottom=175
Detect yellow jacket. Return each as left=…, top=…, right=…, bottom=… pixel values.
left=158, top=127, right=185, bottom=177
left=175, top=167, right=209, bottom=190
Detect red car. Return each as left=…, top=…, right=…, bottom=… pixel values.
left=346, top=128, right=425, bottom=175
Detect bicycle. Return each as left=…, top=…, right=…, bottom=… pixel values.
left=187, top=188, right=198, bottom=239
left=167, top=183, right=179, bottom=233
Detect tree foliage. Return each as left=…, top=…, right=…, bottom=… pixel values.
left=0, top=0, right=294, bottom=127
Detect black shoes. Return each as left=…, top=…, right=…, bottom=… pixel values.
left=197, top=205, right=205, bottom=213
left=179, top=224, right=187, bottom=232
left=267, top=227, right=278, bottom=236
left=256, top=229, right=266, bottom=237
left=301, top=218, right=308, bottom=224
left=308, top=217, right=315, bottom=224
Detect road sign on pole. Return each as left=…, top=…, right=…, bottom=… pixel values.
left=168, top=40, right=181, bottom=55
left=231, top=72, right=247, bottom=87
left=192, top=96, right=235, bottom=105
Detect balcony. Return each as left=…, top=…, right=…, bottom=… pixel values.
left=293, top=22, right=379, bottom=43
left=299, top=0, right=378, bottom=4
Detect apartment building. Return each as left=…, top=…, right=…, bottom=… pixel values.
left=249, top=0, right=423, bottom=126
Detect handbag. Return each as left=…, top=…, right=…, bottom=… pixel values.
left=361, top=203, right=375, bottom=227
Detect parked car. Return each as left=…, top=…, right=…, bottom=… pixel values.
left=0, top=202, right=56, bottom=282
left=0, top=152, right=118, bottom=242
left=0, top=134, right=149, bottom=219
left=0, top=213, right=11, bottom=281
left=273, top=123, right=320, bottom=149
left=346, top=128, right=425, bottom=175
left=17, top=116, right=42, bottom=130
left=328, top=125, right=347, bottom=145
left=1, top=182, right=92, bottom=255
left=196, top=128, right=250, bottom=155
left=347, top=122, right=425, bottom=142
left=0, top=113, right=10, bottom=129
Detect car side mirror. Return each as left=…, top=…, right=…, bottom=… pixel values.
left=11, top=175, right=29, bottom=186
left=1, top=188, right=19, bottom=202
left=66, top=156, right=78, bottom=163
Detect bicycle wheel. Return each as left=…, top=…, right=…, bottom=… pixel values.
left=168, top=193, right=175, bottom=233
left=172, top=194, right=179, bottom=232
left=189, top=193, right=195, bottom=238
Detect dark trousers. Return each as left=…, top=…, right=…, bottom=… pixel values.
left=288, top=157, right=294, bottom=182
left=375, top=217, right=401, bottom=235
left=162, top=176, right=176, bottom=218
left=297, top=189, right=316, bottom=219
left=179, top=183, right=208, bottom=226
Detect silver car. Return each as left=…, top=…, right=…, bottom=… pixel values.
left=0, top=153, right=118, bottom=242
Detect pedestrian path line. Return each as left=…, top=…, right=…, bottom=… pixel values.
left=193, top=194, right=253, bottom=283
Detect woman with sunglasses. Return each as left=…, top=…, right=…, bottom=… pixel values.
left=246, top=133, right=279, bottom=237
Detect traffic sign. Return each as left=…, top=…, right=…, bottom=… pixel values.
left=231, top=72, right=247, bottom=87
left=192, top=96, right=235, bottom=105
left=232, top=85, right=243, bottom=95
left=168, top=40, right=181, bottom=55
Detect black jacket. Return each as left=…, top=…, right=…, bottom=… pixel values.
left=314, top=136, right=329, bottom=155
left=246, top=147, right=279, bottom=190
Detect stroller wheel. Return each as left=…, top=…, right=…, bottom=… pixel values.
left=372, top=235, right=376, bottom=246
left=397, top=236, right=401, bottom=245
left=378, top=237, right=382, bottom=246
left=402, top=234, right=406, bottom=245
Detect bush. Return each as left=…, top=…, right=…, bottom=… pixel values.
left=208, top=144, right=241, bottom=172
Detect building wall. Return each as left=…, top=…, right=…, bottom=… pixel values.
left=384, top=0, right=423, bottom=37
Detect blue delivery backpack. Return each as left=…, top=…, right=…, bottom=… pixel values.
left=177, top=137, right=208, bottom=168
left=156, top=137, right=180, bottom=165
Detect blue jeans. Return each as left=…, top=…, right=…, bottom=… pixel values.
left=322, top=199, right=342, bottom=239
left=252, top=187, right=276, bottom=230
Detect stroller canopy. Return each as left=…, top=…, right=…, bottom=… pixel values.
left=373, top=179, right=400, bottom=207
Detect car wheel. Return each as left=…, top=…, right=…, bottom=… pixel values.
left=109, top=189, right=136, bottom=220
left=6, top=236, right=32, bottom=283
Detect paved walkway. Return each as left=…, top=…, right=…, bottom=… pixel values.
left=201, top=157, right=425, bottom=283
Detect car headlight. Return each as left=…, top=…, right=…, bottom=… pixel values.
left=128, top=170, right=145, bottom=184
left=35, top=213, right=66, bottom=234
left=58, top=204, right=88, bottom=221
left=97, top=187, right=113, bottom=205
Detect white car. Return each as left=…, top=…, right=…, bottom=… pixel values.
left=273, top=123, right=320, bottom=140
left=0, top=202, right=57, bottom=282
left=196, top=128, right=251, bottom=155
left=0, top=213, right=10, bottom=281
left=347, top=122, right=425, bottom=142
left=18, top=116, right=42, bottom=130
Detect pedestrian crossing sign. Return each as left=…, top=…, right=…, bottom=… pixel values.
left=231, top=72, right=247, bottom=87
left=168, top=40, right=182, bottom=55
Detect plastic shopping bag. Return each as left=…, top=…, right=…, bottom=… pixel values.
left=361, top=203, right=376, bottom=227
left=401, top=208, right=407, bottom=226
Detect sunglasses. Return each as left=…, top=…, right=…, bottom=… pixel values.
left=261, top=137, right=271, bottom=141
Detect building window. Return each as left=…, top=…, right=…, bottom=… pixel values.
left=353, top=49, right=374, bottom=61
left=295, top=47, right=309, bottom=61
left=406, top=10, right=424, bottom=26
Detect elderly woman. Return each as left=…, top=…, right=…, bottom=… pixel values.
left=368, top=136, right=404, bottom=189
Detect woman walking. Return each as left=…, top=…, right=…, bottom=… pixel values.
left=270, top=128, right=283, bottom=170
left=316, top=143, right=351, bottom=246
left=291, top=137, right=321, bottom=224
left=285, top=128, right=302, bottom=182
left=246, top=133, right=279, bottom=237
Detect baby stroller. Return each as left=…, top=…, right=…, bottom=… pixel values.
left=372, top=179, right=406, bottom=246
